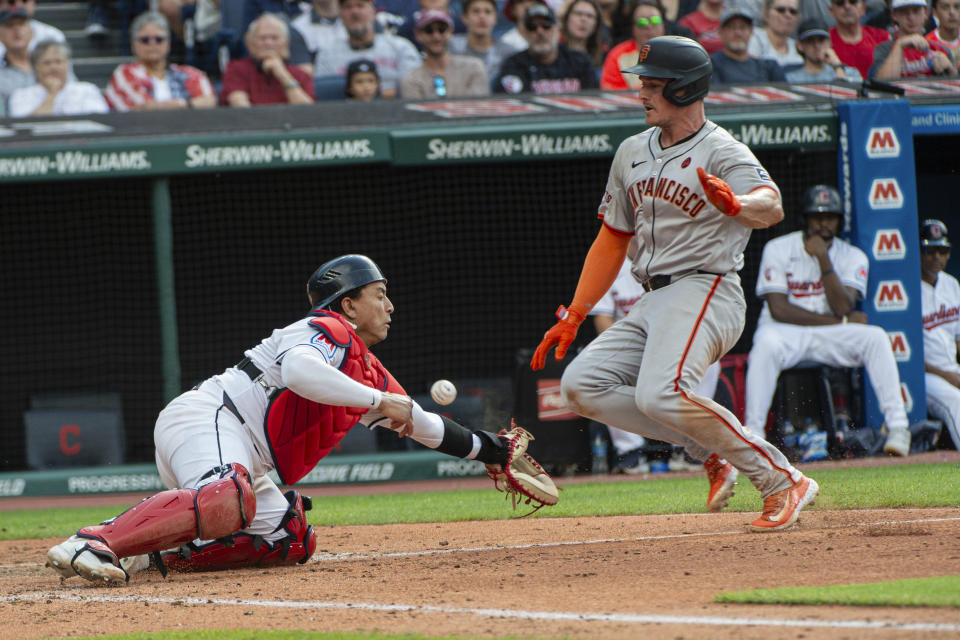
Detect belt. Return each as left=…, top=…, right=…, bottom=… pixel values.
left=642, top=270, right=725, bottom=292
left=236, top=356, right=263, bottom=381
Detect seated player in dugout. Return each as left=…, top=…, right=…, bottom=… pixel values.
left=919, top=219, right=960, bottom=450
left=46, top=255, right=556, bottom=585
left=744, top=185, right=913, bottom=457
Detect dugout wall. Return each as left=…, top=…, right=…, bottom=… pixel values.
left=2, top=83, right=958, bottom=471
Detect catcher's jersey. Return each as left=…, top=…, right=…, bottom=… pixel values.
left=755, top=230, right=869, bottom=327
left=599, top=120, right=779, bottom=282
left=922, top=272, right=960, bottom=373
left=213, top=316, right=393, bottom=461
left=591, top=259, right=645, bottom=320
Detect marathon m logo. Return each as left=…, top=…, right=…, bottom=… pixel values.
left=866, top=127, right=900, bottom=159
left=874, top=280, right=908, bottom=311
left=868, top=178, right=904, bottom=210
left=887, top=331, right=911, bottom=362
left=872, top=229, right=906, bottom=260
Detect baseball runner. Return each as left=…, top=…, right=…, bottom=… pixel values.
left=531, top=35, right=818, bottom=532
left=46, top=255, right=557, bottom=584
left=592, top=251, right=723, bottom=473
left=745, top=185, right=912, bottom=457
left=919, top=219, right=960, bottom=449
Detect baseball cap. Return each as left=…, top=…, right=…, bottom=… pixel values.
left=719, top=5, right=756, bottom=25
left=346, top=58, right=378, bottom=79
left=0, top=8, right=29, bottom=25
left=890, top=0, right=927, bottom=9
left=415, top=8, right=453, bottom=30
left=503, top=0, right=547, bottom=23
left=524, top=3, right=556, bottom=27
left=797, top=17, right=830, bottom=41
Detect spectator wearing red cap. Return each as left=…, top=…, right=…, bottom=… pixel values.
left=400, top=9, right=490, bottom=97
left=495, top=3, right=598, bottom=93
left=870, top=0, right=955, bottom=78
left=500, top=0, right=550, bottom=52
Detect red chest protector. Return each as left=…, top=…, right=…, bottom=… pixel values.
left=263, top=310, right=404, bottom=485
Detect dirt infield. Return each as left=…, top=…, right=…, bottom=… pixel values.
left=1, top=453, right=959, bottom=639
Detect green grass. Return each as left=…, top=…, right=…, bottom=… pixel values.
left=716, top=575, right=960, bottom=607
left=2, top=463, right=958, bottom=540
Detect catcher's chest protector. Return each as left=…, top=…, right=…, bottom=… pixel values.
left=264, top=312, right=391, bottom=484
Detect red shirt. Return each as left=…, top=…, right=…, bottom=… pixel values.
left=601, top=40, right=642, bottom=90
left=220, top=57, right=316, bottom=105
left=678, top=11, right=722, bottom=54
left=830, top=25, right=890, bottom=80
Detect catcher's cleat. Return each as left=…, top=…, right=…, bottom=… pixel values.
left=485, top=420, right=559, bottom=516
left=748, top=475, right=819, bottom=532
left=46, top=535, right=128, bottom=584
left=704, top=453, right=738, bottom=513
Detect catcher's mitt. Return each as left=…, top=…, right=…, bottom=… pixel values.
left=485, top=421, right=559, bottom=516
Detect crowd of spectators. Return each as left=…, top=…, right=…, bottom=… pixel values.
left=1, top=0, right=958, bottom=115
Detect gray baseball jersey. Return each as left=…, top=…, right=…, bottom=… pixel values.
left=599, top=121, right=779, bottom=282
left=562, top=120, right=803, bottom=499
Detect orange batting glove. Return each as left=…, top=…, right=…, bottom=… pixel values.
left=697, top=167, right=741, bottom=217
left=530, top=305, right=586, bottom=370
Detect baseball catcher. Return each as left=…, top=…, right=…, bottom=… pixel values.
left=46, top=255, right=557, bottom=585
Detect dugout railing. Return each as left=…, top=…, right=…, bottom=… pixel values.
left=2, top=81, right=959, bottom=475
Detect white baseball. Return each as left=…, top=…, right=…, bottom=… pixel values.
left=430, top=379, right=457, bottom=405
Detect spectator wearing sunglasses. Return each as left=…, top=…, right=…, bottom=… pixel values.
left=827, top=0, right=889, bottom=78
left=495, top=3, right=598, bottom=93
left=870, top=0, right=955, bottom=78
left=600, top=0, right=667, bottom=89
left=710, top=4, right=788, bottom=82
left=105, top=11, right=216, bottom=111
left=400, top=9, right=490, bottom=97
left=749, top=0, right=804, bottom=68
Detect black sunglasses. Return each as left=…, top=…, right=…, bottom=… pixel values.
left=137, top=35, right=168, bottom=44
left=772, top=6, right=799, bottom=14
left=524, top=19, right=556, bottom=31
left=421, top=23, right=449, bottom=35
left=924, top=246, right=951, bottom=255
left=831, top=0, right=859, bottom=6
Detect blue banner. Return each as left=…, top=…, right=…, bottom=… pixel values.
left=837, top=100, right=925, bottom=429
left=910, top=105, right=960, bottom=135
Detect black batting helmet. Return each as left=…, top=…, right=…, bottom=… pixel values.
left=308, top=254, right=386, bottom=309
left=920, top=219, right=951, bottom=248
left=802, top=185, right=842, bottom=217
left=621, top=36, right=712, bottom=106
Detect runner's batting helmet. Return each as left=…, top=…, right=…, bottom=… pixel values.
left=308, top=254, right=386, bottom=309
left=621, top=36, right=712, bottom=106
left=801, top=185, right=842, bottom=217
left=920, top=219, right=951, bottom=248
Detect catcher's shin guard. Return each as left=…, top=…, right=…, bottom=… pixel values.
left=74, top=463, right=257, bottom=573
left=161, top=490, right=316, bottom=572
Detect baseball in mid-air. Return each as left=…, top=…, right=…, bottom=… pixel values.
left=430, top=379, right=457, bottom=405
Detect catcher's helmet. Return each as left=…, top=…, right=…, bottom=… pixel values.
left=801, top=185, right=842, bottom=217
left=621, top=36, right=712, bottom=106
left=920, top=219, right=951, bottom=248
left=308, top=254, right=386, bottom=309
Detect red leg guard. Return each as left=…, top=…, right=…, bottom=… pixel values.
left=160, top=490, right=316, bottom=572
left=77, top=463, right=257, bottom=561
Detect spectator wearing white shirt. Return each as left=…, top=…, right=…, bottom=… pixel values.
left=312, top=0, right=421, bottom=98
left=748, top=0, right=804, bottom=68
left=9, top=40, right=108, bottom=117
